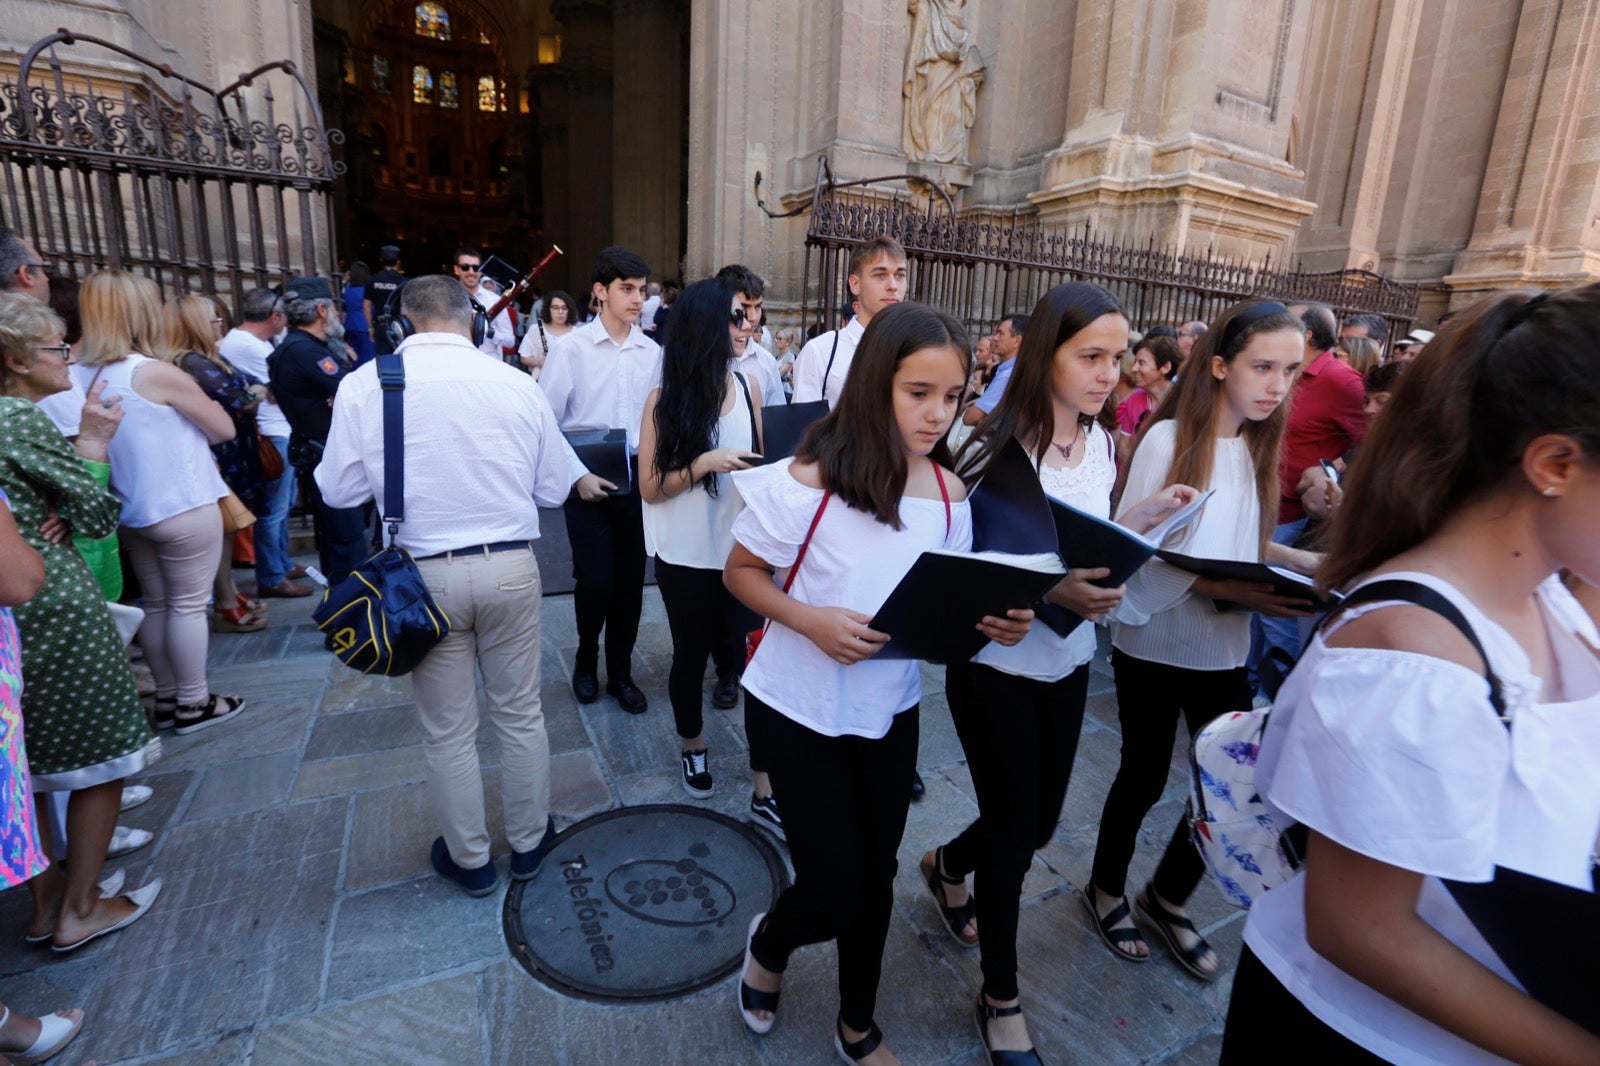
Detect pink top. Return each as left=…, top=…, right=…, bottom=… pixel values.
left=1116, top=388, right=1153, bottom=436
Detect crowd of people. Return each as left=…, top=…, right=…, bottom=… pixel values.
left=0, top=220, right=1596, bottom=1066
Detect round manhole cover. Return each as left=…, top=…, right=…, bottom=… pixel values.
left=503, top=804, right=789, bottom=1003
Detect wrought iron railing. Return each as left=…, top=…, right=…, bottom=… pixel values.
left=794, top=160, right=1420, bottom=343
left=0, top=29, right=345, bottom=298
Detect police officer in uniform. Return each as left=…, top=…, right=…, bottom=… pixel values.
left=269, top=275, right=368, bottom=584
left=368, top=245, right=406, bottom=356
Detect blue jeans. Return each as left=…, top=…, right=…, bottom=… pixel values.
left=254, top=436, right=296, bottom=588
left=1247, top=516, right=1309, bottom=692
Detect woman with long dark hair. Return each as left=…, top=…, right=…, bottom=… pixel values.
left=1224, top=287, right=1600, bottom=1063
left=638, top=279, right=764, bottom=800
left=1085, top=300, right=1317, bottom=981
left=921, top=283, right=1197, bottom=1062
left=517, top=289, right=576, bottom=378
left=725, top=302, right=1032, bottom=1065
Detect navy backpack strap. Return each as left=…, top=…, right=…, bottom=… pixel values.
left=820, top=329, right=842, bottom=408
left=733, top=371, right=759, bottom=453
left=1324, top=578, right=1508, bottom=720
left=376, top=352, right=405, bottom=545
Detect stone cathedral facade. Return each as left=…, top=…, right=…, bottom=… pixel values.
left=4, top=0, right=1597, bottom=321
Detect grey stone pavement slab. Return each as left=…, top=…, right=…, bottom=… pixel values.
left=0, top=564, right=1234, bottom=1064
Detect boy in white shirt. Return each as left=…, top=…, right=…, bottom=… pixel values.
left=790, top=236, right=907, bottom=406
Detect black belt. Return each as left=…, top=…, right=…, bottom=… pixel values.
left=415, top=540, right=533, bottom=561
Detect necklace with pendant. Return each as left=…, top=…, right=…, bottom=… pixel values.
left=1051, top=422, right=1083, bottom=461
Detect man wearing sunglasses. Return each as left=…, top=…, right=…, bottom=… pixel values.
left=0, top=227, right=51, bottom=303
left=452, top=248, right=516, bottom=360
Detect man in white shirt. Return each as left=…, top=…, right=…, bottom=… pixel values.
left=640, top=280, right=662, bottom=334
left=218, top=288, right=310, bottom=597
left=537, top=245, right=661, bottom=714
left=316, top=276, right=604, bottom=896
left=715, top=264, right=786, bottom=406
left=790, top=236, right=908, bottom=406
left=451, top=247, right=516, bottom=361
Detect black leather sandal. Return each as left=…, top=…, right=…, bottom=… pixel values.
left=975, top=996, right=1044, bottom=1066
left=737, top=912, right=781, bottom=1035
left=1079, top=887, right=1148, bottom=963
left=920, top=847, right=979, bottom=946
left=1136, top=887, right=1219, bottom=982
left=834, top=1017, right=884, bottom=1063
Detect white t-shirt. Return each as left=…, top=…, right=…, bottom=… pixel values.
left=1245, top=572, right=1600, bottom=1065
left=35, top=382, right=85, bottom=436
left=730, top=342, right=785, bottom=410
left=218, top=328, right=290, bottom=438
left=731, top=458, right=972, bottom=739
left=972, top=426, right=1115, bottom=681
left=642, top=373, right=756, bottom=569
left=1109, top=419, right=1260, bottom=670
left=790, top=317, right=864, bottom=406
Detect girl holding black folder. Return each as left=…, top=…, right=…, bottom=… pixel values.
left=725, top=302, right=1032, bottom=1065
left=638, top=279, right=763, bottom=804
left=922, top=281, right=1199, bottom=1063
left=1085, top=299, right=1316, bottom=982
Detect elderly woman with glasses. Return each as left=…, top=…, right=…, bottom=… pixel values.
left=0, top=291, right=163, bottom=953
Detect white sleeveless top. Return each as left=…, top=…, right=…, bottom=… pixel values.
left=642, top=373, right=756, bottom=570
left=70, top=355, right=228, bottom=529
left=1245, top=572, right=1600, bottom=1064
left=972, top=425, right=1114, bottom=682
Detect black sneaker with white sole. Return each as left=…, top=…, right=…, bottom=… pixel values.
left=749, top=793, right=785, bottom=841
left=681, top=748, right=714, bottom=798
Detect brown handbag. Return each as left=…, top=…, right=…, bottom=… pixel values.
left=257, top=434, right=285, bottom=480
left=219, top=489, right=256, bottom=534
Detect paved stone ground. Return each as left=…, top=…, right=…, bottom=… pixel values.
left=1, top=565, right=1239, bottom=1065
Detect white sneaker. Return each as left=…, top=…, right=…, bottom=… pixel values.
left=120, top=784, right=153, bottom=812
left=108, top=825, right=153, bottom=858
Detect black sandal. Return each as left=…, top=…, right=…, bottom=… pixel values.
left=975, top=996, right=1044, bottom=1066
left=1136, top=887, right=1219, bottom=982
left=150, top=698, right=177, bottom=730
left=834, top=1017, right=884, bottom=1063
left=920, top=847, right=978, bottom=946
left=173, top=693, right=246, bottom=736
left=1080, top=887, right=1148, bottom=963
left=737, top=912, right=781, bottom=1035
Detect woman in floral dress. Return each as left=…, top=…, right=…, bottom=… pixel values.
left=0, top=292, right=162, bottom=952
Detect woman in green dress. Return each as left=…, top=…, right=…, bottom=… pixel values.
left=0, top=292, right=162, bottom=952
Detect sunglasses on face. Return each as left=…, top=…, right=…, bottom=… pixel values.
left=730, top=307, right=748, bottom=327
left=457, top=263, right=481, bottom=273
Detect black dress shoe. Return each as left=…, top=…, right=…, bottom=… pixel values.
left=572, top=668, right=600, bottom=704
left=910, top=770, right=926, bottom=801
left=607, top=678, right=649, bottom=714
left=711, top=672, right=740, bottom=709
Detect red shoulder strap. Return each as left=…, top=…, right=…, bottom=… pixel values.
left=780, top=490, right=831, bottom=594
left=932, top=462, right=951, bottom=536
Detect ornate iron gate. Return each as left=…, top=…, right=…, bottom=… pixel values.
left=791, top=160, right=1420, bottom=343
left=0, top=29, right=344, bottom=297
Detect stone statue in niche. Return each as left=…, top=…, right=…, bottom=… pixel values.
left=902, top=0, right=985, bottom=165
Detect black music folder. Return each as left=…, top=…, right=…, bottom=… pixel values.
left=564, top=428, right=631, bottom=494
left=868, top=550, right=1064, bottom=663
left=754, top=400, right=827, bottom=465
left=1154, top=551, right=1341, bottom=611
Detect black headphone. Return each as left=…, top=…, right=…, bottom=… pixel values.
left=382, top=281, right=490, bottom=350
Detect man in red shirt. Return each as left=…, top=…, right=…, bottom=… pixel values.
left=1250, top=302, right=1367, bottom=689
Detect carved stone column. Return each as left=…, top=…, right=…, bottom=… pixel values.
left=1030, top=0, right=1315, bottom=260
left=1445, top=0, right=1600, bottom=297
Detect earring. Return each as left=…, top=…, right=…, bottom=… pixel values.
left=1542, top=486, right=1558, bottom=497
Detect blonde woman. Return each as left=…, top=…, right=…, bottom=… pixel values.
left=1335, top=334, right=1382, bottom=377
left=162, top=294, right=269, bottom=632
left=72, top=272, right=244, bottom=734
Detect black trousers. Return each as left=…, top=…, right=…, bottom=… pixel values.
left=941, top=661, right=1090, bottom=1001
left=746, top=693, right=918, bottom=1033
left=301, top=472, right=369, bottom=586
left=1222, top=946, right=1390, bottom=1064
left=653, top=558, right=755, bottom=740
left=562, top=488, right=646, bottom=679
left=1090, top=649, right=1251, bottom=904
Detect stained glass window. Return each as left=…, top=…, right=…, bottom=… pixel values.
left=439, top=70, right=459, bottom=109
left=415, top=2, right=451, bottom=40
left=476, top=75, right=507, bottom=112
left=372, top=55, right=390, bottom=94
left=412, top=65, right=434, bottom=104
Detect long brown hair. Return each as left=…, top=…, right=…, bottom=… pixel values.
left=796, top=301, right=970, bottom=528
left=1321, top=286, right=1600, bottom=591
left=956, top=281, right=1125, bottom=481
left=1135, top=299, right=1300, bottom=553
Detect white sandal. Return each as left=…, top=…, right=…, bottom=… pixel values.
left=2, top=1005, right=85, bottom=1066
